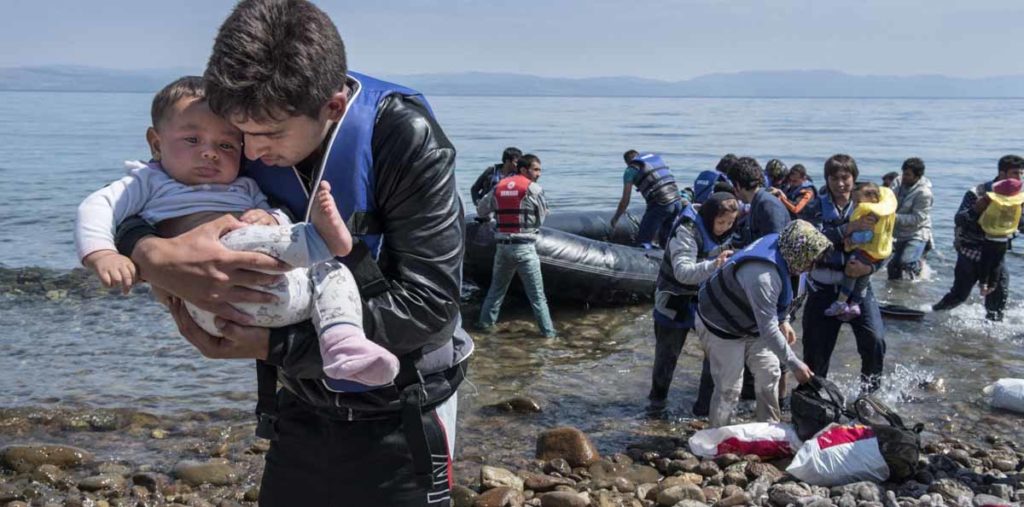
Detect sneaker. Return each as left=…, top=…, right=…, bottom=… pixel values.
left=839, top=303, right=862, bottom=321
left=986, top=310, right=1004, bottom=322
left=824, top=300, right=849, bottom=317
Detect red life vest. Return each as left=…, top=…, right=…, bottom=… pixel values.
left=494, top=174, right=535, bottom=234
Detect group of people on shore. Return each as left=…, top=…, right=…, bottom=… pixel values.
left=469, top=147, right=1024, bottom=429
left=644, top=151, right=1023, bottom=427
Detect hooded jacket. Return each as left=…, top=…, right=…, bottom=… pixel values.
left=891, top=175, right=933, bottom=243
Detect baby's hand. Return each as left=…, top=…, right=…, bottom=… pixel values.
left=240, top=209, right=278, bottom=226
left=83, top=250, right=137, bottom=295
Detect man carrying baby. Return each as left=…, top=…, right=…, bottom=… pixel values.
left=114, top=1, right=472, bottom=505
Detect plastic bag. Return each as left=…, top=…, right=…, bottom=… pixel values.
left=984, top=378, right=1024, bottom=413
left=689, top=422, right=802, bottom=459
left=786, top=423, right=889, bottom=486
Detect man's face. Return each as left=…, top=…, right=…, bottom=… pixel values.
left=522, top=161, right=542, bottom=182
left=827, top=170, right=855, bottom=198
left=231, top=93, right=346, bottom=168
left=901, top=168, right=920, bottom=186
left=999, top=168, right=1023, bottom=181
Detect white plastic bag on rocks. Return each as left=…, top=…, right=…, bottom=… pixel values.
left=983, top=379, right=1024, bottom=413
left=688, top=422, right=802, bottom=459
left=786, top=423, right=889, bottom=486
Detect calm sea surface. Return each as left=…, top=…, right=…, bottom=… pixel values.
left=1, top=92, right=1022, bottom=467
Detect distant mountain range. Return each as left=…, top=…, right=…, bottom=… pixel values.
left=2, top=65, right=1021, bottom=98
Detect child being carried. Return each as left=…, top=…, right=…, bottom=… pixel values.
left=74, top=76, right=398, bottom=391
left=975, top=178, right=1024, bottom=296
left=825, top=182, right=897, bottom=321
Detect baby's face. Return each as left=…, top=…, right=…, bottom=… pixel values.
left=153, top=97, right=243, bottom=185
left=853, top=189, right=880, bottom=204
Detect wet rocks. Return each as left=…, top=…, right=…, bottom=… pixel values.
left=769, top=482, right=814, bottom=506
left=487, top=396, right=543, bottom=414
left=524, top=474, right=574, bottom=492
left=483, top=465, right=525, bottom=491
left=0, top=444, right=93, bottom=472
left=454, top=484, right=480, bottom=507
left=474, top=486, right=525, bottom=507
left=539, top=491, right=589, bottom=507
left=78, top=473, right=127, bottom=492
left=656, top=483, right=705, bottom=505
left=171, top=459, right=239, bottom=487
left=928, top=478, right=975, bottom=503
left=536, top=427, right=600, bottom=467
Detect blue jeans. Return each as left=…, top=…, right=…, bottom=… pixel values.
left=638, top=201, right=681, bottom=247
left=478, top=243, right=556, bottom=337
left=887, top=239, right=928, bottom=280
left=802, top=281, right=886, bottom=392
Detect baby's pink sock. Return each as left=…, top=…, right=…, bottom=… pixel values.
left=319, top=324, right=400, bottom=386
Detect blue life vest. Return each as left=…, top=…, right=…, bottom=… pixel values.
left=244, top=71, right=429, bottom=260
left=697, top=234, right=793, bottom=338
left=812, top=188, right=853, bottom=272
left=654, top=205, right=722, bottom=327
left=631, top=153, right=680, bottom=206
left=693, top=170, right=731, bottom=204
left=243, top=72, right=432, bottom=393
left=784, top=180, right=818, bottom=219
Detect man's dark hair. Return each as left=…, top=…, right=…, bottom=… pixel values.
left=824, top=154, right=859, bottom=181
left=204, top=0, right=347, bottom=121
left=731, top=157, right=764, bottom=191
left=998, top=154, right=1024, bottom=173
left=789, top=164, right=808, bottom=179
left=882, top=171, right=899, bottom=183
left=902, top=157, right=926, bottom=178
left=502, top=147, right=523, bottom=163
left=765, top=159, right=789, bottom=182
left=517, top=154, right=540, bottom=172
left=151, top=76, right=205, bottom=129
left=716, top=153, right=738, bottom=176
left=623, top=150, right=639, bottom=164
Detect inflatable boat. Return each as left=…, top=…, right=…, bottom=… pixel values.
left=464, top=210, right=661, bottom=303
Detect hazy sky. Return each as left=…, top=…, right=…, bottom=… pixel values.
left=3, top=0, right=1022, bottom=80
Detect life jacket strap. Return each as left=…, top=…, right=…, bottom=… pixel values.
left=343, top=239, right=391, bottom=298
left=254, top=359, right=280, bottom=441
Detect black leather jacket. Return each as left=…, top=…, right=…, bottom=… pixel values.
left=118, top=92, right=472, bottom=413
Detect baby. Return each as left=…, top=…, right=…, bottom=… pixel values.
left=976, top=178, right=1024, bottom=296
left=74, top=76, right=398, bottom=390
left=825, top=182, right=896, bottom=320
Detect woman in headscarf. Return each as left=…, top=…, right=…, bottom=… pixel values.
left=648, top=192, right=740, bottom=414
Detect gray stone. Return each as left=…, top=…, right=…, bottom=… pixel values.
left=454, top=485, right=481, bottom=507
left=539, top=491, right=589, bottom=507
left=488, top=396, right=543, bottom=414
left=614, top=477, right=637, bottom=493
left=674, top=501, right=711, bottom=507
left=537, top=428, right=601, bottom=467
left=698, top=462, right=722, bottom=478
left=171, top=459, right=239, bottom=487
left=802, top=498, right=832, bottom=507
left=483, top=466, right=526, bottom=492
left=928, top=479, right=974, bottom=504
left=769, top=483, right=813, bottom=507
left=987, top=484, right=1013, bottom=500
left=971, top=494, right=1009, bottom=507
left=671, top=459, right=702, bottom=475
left=715, top=455, right=742, bottom=469
left=837, top=494, right=857, bottom=507
left=0, top=445, right=93, bottom=473
left=526, top=474, right=575, bottom=493
left=832, top=482, right=884, bottom=503
left=714, top=493, right=751, bottom=507
left=722, top=472, right=747, bottom=489
left=746, top=463, right=784, bottom=484
left=897, top=482, right=930, bottom=499
left=78, top=474, right=127, bottom=492
left=30, top=464, right=66, bottom=486
left=546, top=459, right=574, bottom=476
left=474, top=486, right=526, bottom=507
left=636, top=483, right=658, bottom=501
left=657, top=483, right=706, bottom=506
left=703, top=486, right=723, bottom=504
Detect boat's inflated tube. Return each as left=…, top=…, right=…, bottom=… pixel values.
left=465, top=210, right=661, bottom=303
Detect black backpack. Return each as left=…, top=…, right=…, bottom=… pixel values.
left=850, top=395, right=925, bottom=481
left=791, top=376, right=850, bottom=441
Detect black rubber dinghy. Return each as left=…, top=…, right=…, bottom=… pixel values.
left=464, top=210, right=661, bottom=304
left=878, top=304, right=926, bottom=321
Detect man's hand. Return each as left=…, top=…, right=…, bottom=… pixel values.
left=848, top=213, right=878, bottom=232
left=792, top=362, right=815, bottom=384
left=83, top=250, right=137, bottom=294
left=714, top=249, right=734, bottom=268
left=239, top=209, right=279, bottom=226
left=132, top=214, right=290, bottom=323
left=767, top=187, right=783, bottom=198
left=168, top=297, right=269, bottom=360
left=974, top=194, right=991, bottom=215
left=780, top=321, right=797, bottom=345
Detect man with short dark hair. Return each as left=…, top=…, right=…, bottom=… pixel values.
left=887, top=157, right=933, bottom=280
left=476, top=154, right=555, bottom=337
left=933, top=154, right=1024, bottom=321
left=471, top=146, right=522, bottom=206
left=802, top=154, right=886, bottom=392
left=611, top=152, right=682, bottom=248
left=115, top=1, right=471, bottom=504
left=731, top=157, right=791, bottom=249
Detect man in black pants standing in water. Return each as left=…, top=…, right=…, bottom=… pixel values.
left=117, top=1, right=471, bottom=505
